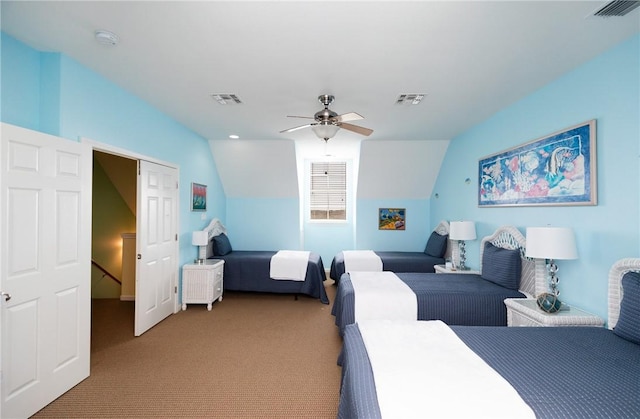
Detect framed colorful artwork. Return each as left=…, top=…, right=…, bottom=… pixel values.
left=191, top=182, right=207, bottom=211
left=379, top=208, right=406, bottom=230
left=478, top=120, right=596, bottom=207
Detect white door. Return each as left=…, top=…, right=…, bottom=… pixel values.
left=0, top=123, right=91, bottom=418
left=135, top=160, right=178, bottom=336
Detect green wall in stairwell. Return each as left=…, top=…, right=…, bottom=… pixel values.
left=91, top=158, right=136, bottom=299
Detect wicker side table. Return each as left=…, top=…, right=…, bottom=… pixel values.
left=504, top=298, right=604, bottom=327
left=182, top=259, right=224, bottom=311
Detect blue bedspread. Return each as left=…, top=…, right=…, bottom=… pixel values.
left=331, top=272, right=524, bottom=334
left=210, top=251, right=329, bottom=304
left=338, top=324, right=640, bottom=418
left=329, top=251, right=444, bottom=282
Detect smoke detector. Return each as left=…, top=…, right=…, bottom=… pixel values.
left=94, top=30, right=119, bottom=46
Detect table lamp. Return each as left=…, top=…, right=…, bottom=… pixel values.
left=192, top=231, right=209, bottom=264
left=525, top=226, right=578, bottom=313
left=449, top=221, right=476, bottom=270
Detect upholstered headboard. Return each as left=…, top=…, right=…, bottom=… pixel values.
left=477, top=225, right=546, bottom=298
left=607, top=258, right=640, bottom=330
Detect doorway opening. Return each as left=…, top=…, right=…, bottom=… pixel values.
left=90, top=150, right=138, bottom=334
left=87, top=165, right=137, bottom=410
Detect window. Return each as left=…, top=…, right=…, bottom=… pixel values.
left=310, top=161, right=346, bottom=220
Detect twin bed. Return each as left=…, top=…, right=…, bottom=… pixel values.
left=329, top=220, right=452, bottom=282
left=332, top=225, right=546, bottom=334
left=337, top=258, right=640, bottom=418
left=201, top=219, right=329, bottom=304
left=209, top=250, right=329, bottom=304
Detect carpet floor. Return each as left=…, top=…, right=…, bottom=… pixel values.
left=32, top=282, right=342, bottom=418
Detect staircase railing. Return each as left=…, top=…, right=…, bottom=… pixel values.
left=91, top=259, right=122, bottom=285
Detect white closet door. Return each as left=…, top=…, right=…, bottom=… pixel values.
left=1, top=123, right=91, bottom=418
left=135, top=160, right=178, bottom=336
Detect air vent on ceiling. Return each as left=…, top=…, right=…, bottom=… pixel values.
left=592, top=0, right=640, bottom=17
left=395, top=94, right=426, bottom=105
left=211, top=94, right=243, bottom=105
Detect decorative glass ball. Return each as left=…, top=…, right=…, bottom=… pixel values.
left=536, top=293, right=562, bottom=313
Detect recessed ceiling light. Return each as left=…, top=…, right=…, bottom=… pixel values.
left=94, top=30, right=119, bottom=46
left=229, top=134, right=239, bottom=139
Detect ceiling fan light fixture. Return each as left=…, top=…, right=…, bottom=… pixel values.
left=281, top=95, right=372, bottom=138
left=311, top=122, right=340, bottom=140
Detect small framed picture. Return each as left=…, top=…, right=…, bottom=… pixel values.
left=379, top=208, right=405, bottom=230
left=191, top=182, right=207, bottom=211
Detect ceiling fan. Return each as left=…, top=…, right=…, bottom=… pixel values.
left=280, top=95, right=373, bottom=141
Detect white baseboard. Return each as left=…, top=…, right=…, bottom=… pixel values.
left=120, top=295, right=135, bottom=301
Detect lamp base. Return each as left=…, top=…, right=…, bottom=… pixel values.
left=194, top=258, right=205, bottom=265
left=536, top=293, right=562, bottom=314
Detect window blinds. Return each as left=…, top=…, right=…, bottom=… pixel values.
left=310, top=161, right=346, bottom=220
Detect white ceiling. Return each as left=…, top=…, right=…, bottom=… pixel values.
left=2, top=1, right=639, bottom=144
left=209, top=139, right=300, bottom=198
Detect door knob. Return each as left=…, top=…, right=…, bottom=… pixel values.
left=1, top=292, right=11, bottom=302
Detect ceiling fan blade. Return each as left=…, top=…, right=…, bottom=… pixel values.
left=280, top=123, right=313, bottom=133
left=286, top=115, right=315, bottom=119
left=340, top=122, right=373, bottom=136
left=333, top=112, right=363, bottom=123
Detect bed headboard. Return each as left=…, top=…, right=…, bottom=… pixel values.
left=607, top=258, right=640, bottom=330
left=478, top=225, right=546, bottom=298
left=433, top=220, right=452, bottom=259
left=202, top=218, right=226, bottom=240
left=202, top=218, right=227, bottom=259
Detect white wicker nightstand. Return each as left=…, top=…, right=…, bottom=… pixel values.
left=434, top=264, right=480, bottom=275
left=504, top=298, right=604, bottom=327
left=182, top=259, right=224, bottom=311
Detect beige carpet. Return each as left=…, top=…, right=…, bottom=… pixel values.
left=32, top=282, right=342, bottom=418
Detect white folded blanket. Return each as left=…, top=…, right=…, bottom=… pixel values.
left=349, top=272, right=416, bottom=322
left=358, top=320, right=535, bottom=419
left=342, top=250, right=382, bottom=273
left=270, top=250, right=310, bottom=281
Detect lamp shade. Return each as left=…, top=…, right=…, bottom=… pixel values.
left=192, top=231, right=209, bottom=246
left=525, top=227, right=578, bottom=260
left=311, top=122, right=340, bottom=140
left=449, top=221, right=476, bottom=241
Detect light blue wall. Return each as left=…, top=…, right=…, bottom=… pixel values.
left=226, top=198, right=300, bottom=250
left=1, top=34, right=41, bottom=129
left=228, top=187, right=434, bottom=265
left=356, top=199, right=431, bottom=251
left=305, top=222, right=353, bottom=267
left=1, top=32, right=226, bottom=271
left=431, top=34, right=640, bottom=321
left=40, top=53, right=62, bottom=135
